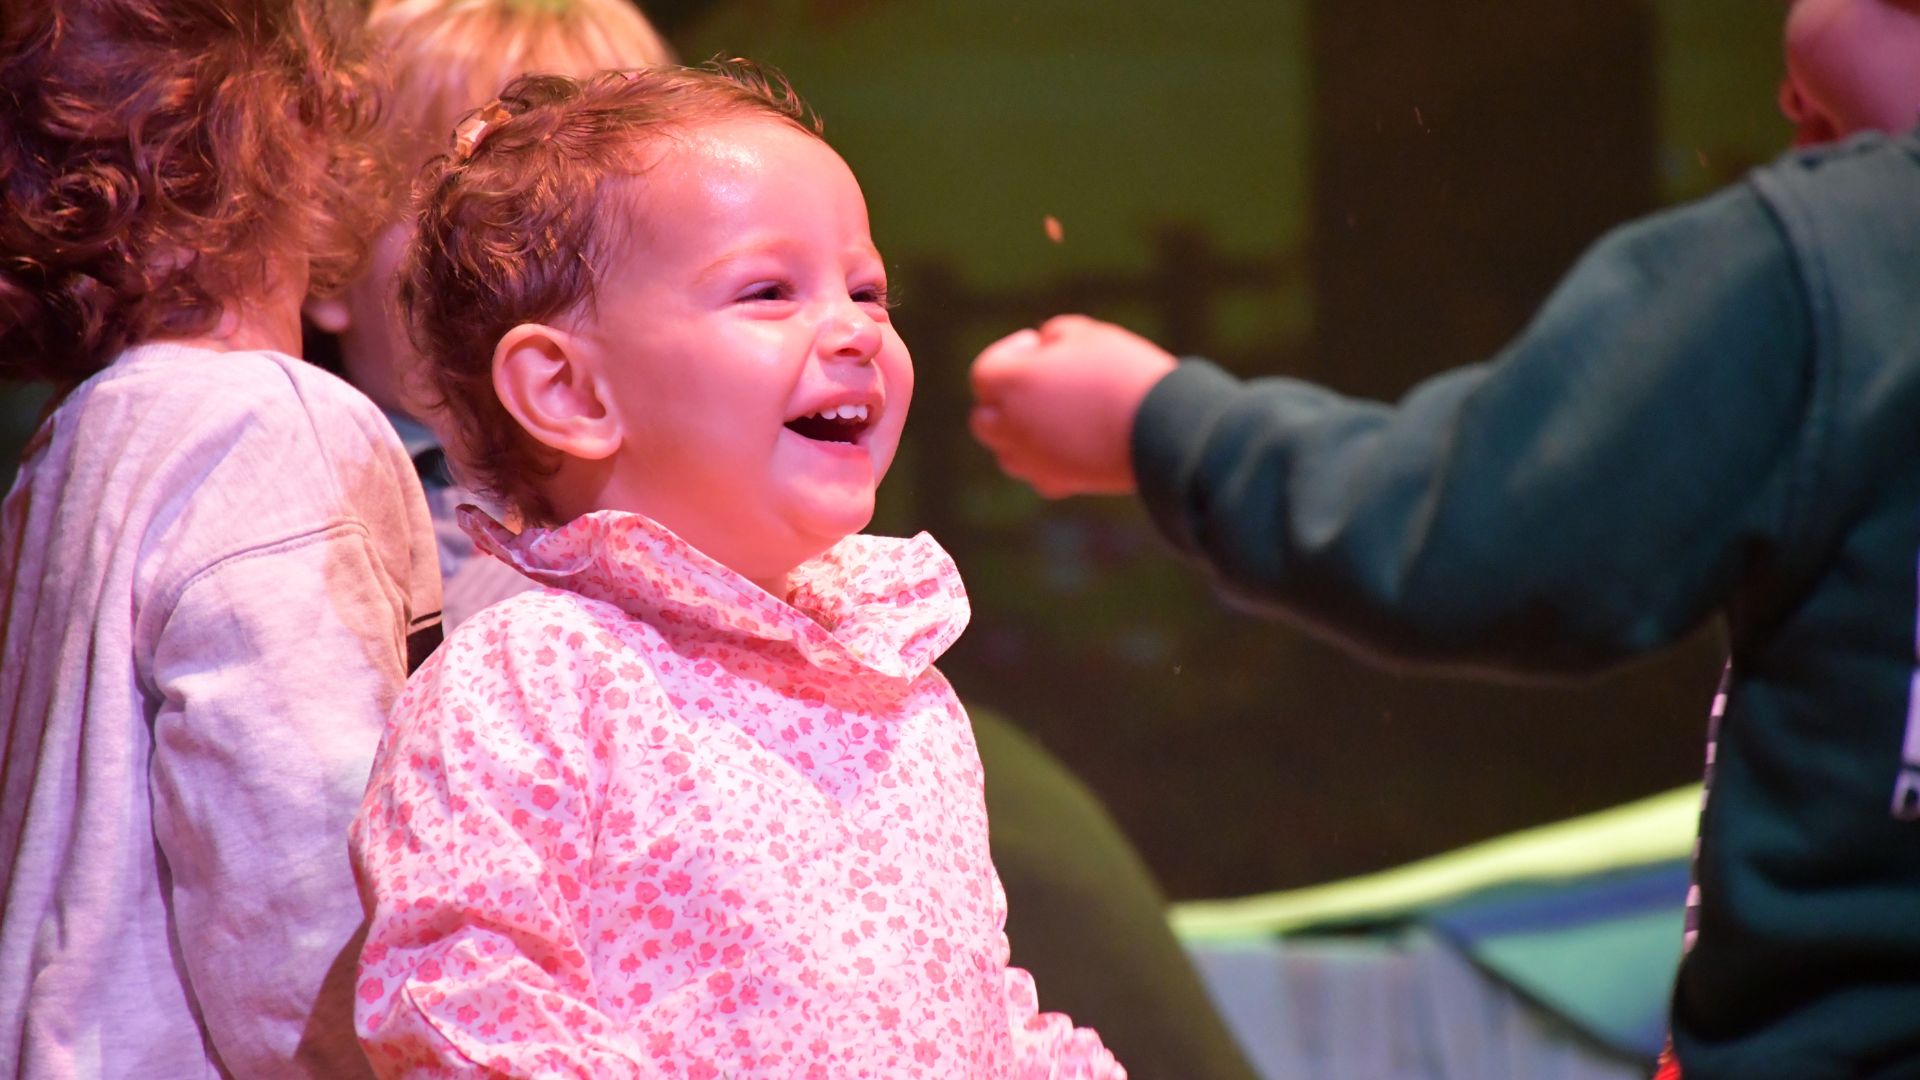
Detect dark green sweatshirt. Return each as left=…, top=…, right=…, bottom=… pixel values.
left=1133, top=131, right=1920, bottom=1079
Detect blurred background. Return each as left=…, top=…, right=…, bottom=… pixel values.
left=0, top=0, right=1790, bottom=902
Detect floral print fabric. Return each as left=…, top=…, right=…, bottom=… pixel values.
left=352, top=510, right=1124, bottom=1078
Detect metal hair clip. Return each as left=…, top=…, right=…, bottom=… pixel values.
left=452, top=101, right=514, bottom=160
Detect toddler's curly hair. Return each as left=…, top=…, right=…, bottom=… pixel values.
left=401, top=60, right=821, bottom=523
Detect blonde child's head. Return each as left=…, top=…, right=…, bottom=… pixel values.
left=368, top=0, right=676, bottom=181
left=0, top=0, right=388, bottom=385
left=404, top=63, right=911, bottom=593
left=311, top=0, right=675, bottom=416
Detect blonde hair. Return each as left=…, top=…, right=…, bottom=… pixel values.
left=366, top=0, right=675, bottom=174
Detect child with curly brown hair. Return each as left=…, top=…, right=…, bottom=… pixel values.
left=348, top=63, right=1123, bottom=1078
left=0, top=1, right=442, bottom=1075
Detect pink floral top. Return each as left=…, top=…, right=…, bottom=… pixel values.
left=351, top=510, right=1124, bottom=1078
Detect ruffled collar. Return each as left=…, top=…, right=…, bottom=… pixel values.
left=460, top=507, right=969, bottom=684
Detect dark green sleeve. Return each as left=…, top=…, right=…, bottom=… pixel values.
left=1132, top=184, right=1813, bottom=676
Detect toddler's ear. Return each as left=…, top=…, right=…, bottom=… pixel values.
left=493, top=323, right=621, bottom=460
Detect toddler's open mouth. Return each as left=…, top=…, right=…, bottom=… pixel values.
left=784, top=403, right=872, bottom=445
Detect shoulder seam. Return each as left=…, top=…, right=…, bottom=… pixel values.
left=159, top=518, right=385, bottom=616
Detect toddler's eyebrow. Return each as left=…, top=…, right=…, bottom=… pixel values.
left=694, top=249, right=774, bottom=287
left=694, top=239, right=886, bottom=287
left=695, top=237, right=805, bottom=279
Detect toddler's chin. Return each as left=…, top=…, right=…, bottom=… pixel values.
left=816, top=504, right=877, bottom=544
left=788, top=472, right=877, bottom=519
left=794, top=497, right=877, bottom=550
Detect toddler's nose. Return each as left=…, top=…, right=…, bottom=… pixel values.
left=820, top=300, right=882, bottom=364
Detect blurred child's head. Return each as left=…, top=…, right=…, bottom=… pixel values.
left=1781, top=0, right=1920, bottom=145
left=307, top=0, right=674, bottom=417
left=0, top=0, right=387, bottom=384
left=404, top=64, right=911, bottom=593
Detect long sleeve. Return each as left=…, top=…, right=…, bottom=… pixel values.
left=147, top=526, right=412, bottom=1077
left=1132, top=183, right=1815, bottom=676
left=992, top=876, right=1127, bottom=1079
left=351, top=648, right=645, bottom=1078
left=114, top=352, right=446, bottom=1078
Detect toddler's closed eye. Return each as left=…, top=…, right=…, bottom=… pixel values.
left=853, top=285, right=896, bottom=311
left=738, top=282, right=790, bottom=303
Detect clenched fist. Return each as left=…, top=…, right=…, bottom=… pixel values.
left=968, top=315, right=1178, bottom=498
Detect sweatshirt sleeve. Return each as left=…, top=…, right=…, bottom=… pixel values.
left=350, top=637, right=646, bottom=1078
left=138, top=360, right=451, bottom=1080
left=993, top=876, right=1128, bottom=1078
left=1132, top=183, right=1814, bottom=676
left=147, top=524, right=405, bottom=1078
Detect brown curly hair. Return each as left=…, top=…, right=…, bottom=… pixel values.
left=401, top=60, right=822, bottom=524
left=0, top=0, right=390, bottom=387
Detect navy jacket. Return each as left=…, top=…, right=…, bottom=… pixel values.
left=1134, top=131, right=1920, bottom=1079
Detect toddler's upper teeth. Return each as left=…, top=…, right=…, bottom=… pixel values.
left=820, top=405, right=868, bottom=421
